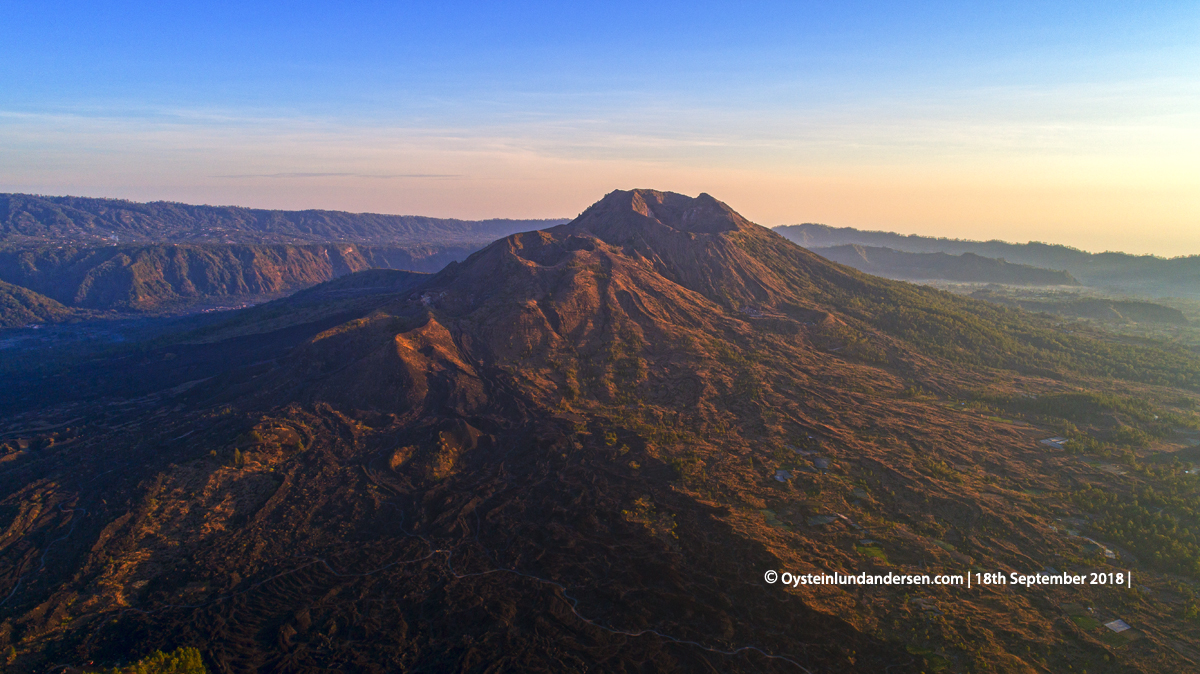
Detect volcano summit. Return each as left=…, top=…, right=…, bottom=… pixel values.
left=2, top=190, right=1198, bottom=672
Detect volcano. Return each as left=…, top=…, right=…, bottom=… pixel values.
left=2, top=190, right=1197, bottom=672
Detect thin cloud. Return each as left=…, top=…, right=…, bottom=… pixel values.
left=214, top=172, right=462, bottom=179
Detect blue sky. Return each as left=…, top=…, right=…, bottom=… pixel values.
left=2, top=1, right=1198, bottom=254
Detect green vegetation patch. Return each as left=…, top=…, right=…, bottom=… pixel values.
left=931, top=540, right=958, bottom=553
left=905, top=645, right=951, bottom=672
left=1099, top=630, right=1134, bottom=647
left=855, top=544, right=888, bottom=562
left=1016, top=392, right=1156, bottom=424
left=98, top=647, right=207, bottom=674
left=1072, top=473, right=1200, bottom=577
left=760, top=509, right=789, bottom=529
left=973, top=390, right=1200, bottom=461
left=920, top=460, right=964, bottom=484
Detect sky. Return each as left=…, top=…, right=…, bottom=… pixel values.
left=1, top=1, right=1198, bottom=256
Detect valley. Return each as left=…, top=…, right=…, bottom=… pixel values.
left=0, top=194, right=566, bottom=328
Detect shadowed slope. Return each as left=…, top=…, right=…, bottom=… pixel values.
left=0, top=280, right=80, bottom=327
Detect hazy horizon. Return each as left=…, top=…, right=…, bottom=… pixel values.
left=9, top=189, right=1200, bottom=260
left=2, top=2, right=1198, bottom=256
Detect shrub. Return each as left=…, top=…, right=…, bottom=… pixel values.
left=101, top=647, right=207, bottom=674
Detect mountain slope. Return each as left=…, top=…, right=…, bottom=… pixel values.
left=0, top=193, right=566, bottom=245
left=1, top=190, right=1198, bottom=673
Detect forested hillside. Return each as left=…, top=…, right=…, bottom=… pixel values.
left=0, top=279, right=80, bottom=327
left=0, top=243, right=474, bottom=312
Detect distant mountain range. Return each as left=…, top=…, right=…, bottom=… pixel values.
left=0, top=193, right=565, bottom=245
left=816, top=244, right=1078, bottom=286
left=2, top=196, right=1193, bottom=331
left=775, top=224, right=1200, bottom=299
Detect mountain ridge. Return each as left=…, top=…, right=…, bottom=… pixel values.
left=775, top=223, right=1200, bottom=298
left=817, top=244, right=1079, bottom=286
left=0, top=193, right=567, bottom=245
